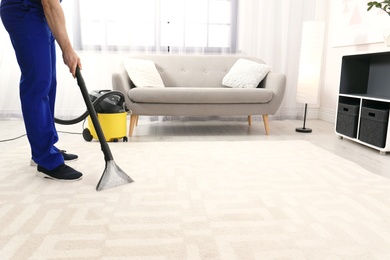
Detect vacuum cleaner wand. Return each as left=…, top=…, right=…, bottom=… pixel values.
left=75, top=67, right=134, bottom=191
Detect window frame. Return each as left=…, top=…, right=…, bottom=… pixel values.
left=72, top=0, right=238, bottom=53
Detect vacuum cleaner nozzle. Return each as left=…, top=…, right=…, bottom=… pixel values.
left=96, top=160, right=134, bottom=191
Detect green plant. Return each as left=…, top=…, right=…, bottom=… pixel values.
left=367, top=1, right=390, bottom=16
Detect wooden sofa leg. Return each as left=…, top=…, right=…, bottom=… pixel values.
left=248, top=115, right=252, bottom=125
left=129, top=114, right=138, bottom=137
left=262, top=115, right=270, bottom=135
left=135, top=115, right=139, bottom=126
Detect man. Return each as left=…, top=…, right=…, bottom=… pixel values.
left=0, top=0, right=83, bottom=181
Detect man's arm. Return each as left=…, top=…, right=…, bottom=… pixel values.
left=41, top=0, right=81, bottom=77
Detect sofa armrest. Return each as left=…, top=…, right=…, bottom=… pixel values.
left=260, top=72, right=286, bottom=114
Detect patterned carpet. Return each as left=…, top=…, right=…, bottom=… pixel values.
left=1, top=140, right=390, bottom=259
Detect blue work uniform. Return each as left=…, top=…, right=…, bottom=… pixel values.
left=0, top=0, right=64, bottom=170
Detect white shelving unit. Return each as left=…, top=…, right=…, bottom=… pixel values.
left=335, top=52, right=390, bottom=154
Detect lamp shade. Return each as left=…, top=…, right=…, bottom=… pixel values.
left=296, top=21, right=325, bottom=105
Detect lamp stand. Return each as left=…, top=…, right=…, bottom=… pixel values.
left=296, top=103, right=312, bottom=133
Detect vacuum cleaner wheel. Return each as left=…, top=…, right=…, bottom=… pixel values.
left=83, top=128, right=93, bottom=142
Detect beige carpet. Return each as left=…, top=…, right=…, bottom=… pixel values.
left=1, top=140, right=390, bottom=259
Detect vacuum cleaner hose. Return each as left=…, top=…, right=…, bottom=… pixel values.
left=54, top=90, right=126, bottom=125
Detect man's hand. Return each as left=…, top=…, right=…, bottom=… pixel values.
left=62, top=46, right=82, bottom=78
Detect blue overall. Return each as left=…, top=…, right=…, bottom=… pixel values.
left=0, top=0, right=64, bottom=170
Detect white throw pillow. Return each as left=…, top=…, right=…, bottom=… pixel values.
left=123, top=58, right=165, bottom=88
left=222, top=58, right=271, bottom=88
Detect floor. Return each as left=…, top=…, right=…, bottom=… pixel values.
left=0, top=117, right=389, bottom=180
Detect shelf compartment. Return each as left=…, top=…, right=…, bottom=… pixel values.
left=339, top=52, right=390, bottom=98
left=336, top=97, right=360, bottom=138
left=358, top=102, right=390, bottom=148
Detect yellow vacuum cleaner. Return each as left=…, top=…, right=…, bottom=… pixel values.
left=82, top=90, right=128, bottom=142
left=85, top=112, right=127, bottom=142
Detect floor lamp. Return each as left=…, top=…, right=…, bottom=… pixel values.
left=296, top=21, right=325, bottom=133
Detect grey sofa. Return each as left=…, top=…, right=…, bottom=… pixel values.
left=112, top=54, right=286, bottom=137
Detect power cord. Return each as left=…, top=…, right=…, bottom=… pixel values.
left=0, top=118, right=91, bottom=143
left=0, top=130, right=83, bottom=143
left=0, top=118, right=86, bottom=143
left=58, top=130, right=83, bottom=135
left=0, top=133, right=27, bottom=143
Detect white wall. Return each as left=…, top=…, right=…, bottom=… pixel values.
left=319, top=0, right=390, bottom=123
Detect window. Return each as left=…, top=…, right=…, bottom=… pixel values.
left=73, top=0, right=238, bottom=53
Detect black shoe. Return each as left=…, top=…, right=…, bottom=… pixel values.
left=59, top=150, right=78, bottom=162
left=36, top=164, right=83, bottom=182
left=30, top=150, right=78, bottom=166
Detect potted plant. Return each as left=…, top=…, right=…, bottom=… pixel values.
left=367, top=1, right=390, bottom=15
left=368, top=1, right=390, bottom=46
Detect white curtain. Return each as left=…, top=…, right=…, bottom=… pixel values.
left=0, top=20, right=21, bottom=119
left=0, top=0, right=326, bottom=120
left=237, top=0, right=320, bottom=119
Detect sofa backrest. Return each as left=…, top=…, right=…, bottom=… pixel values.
left=126, top=54, right=266, bottom=88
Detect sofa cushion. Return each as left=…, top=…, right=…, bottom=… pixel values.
left=123, top=58, right=165, bottom=88
left=128, top=87, right=273, bottom=104
left=222, top=58, right=271, bottom=88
